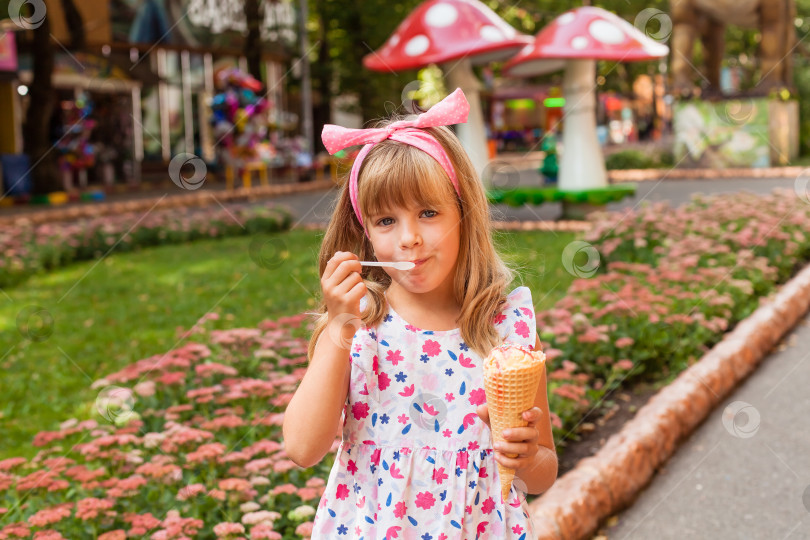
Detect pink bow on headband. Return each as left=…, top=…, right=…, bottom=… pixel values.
left=321, top=88, right=470, bottom=232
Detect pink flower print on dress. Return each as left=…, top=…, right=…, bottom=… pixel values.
left=493, top=312, right=507, bottom=325
left=386, top=350, right=403, bottom=366
left=335, top=484, right=350, bottom=500
left=351, top=402, right=369, bottom=420
left=394, top=501, right=407, bottom=518
left=458, top=353, right=475, bottom=368
left=423, top=339, right=441, bottom=357
left=432, top=467, right=448, bottom=484
left=514, top=320, right=530, bottom=339
left=481, top=497, right=496, bottom=514
left=468, top=388, right=486, bottom=406
left=520, top=307, right=534, bottom=319
left=347, top=460, right=358, bottom=475
left=415, top=491, right=436, bottom=510
left=442, top=502, right=452, bottom=516
left=456, top=451, right=468, bottom=468
left=378, top=372, right=391, bottom=390
left=389, top=462, right=404, bottom=479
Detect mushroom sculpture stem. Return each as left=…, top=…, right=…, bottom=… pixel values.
left=559, top=59, right=607, bottom=191
left=443, top=57, right=489, bottom=178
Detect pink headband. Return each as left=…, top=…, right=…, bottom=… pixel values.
left=321, top=88, right=470, bottom=231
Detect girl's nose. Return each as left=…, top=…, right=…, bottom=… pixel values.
left=398, top=219, right=422, bottom=248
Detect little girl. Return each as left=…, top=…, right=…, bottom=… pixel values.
left=283, top=89, right=557, bottom=539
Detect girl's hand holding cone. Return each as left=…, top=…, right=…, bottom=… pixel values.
left=479, top=344, right=547, bottom=501
left=476, top=404, right=544, bottom=469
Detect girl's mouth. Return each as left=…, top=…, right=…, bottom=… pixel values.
left=410, top=258, right=428, bottom=267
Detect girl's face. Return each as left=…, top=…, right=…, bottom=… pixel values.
left=367, top=199, right=461, bottom=297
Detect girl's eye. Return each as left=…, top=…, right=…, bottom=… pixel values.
left=377, top=217, right=394, bottom=226
left=421, top=210, right=437, bottom=218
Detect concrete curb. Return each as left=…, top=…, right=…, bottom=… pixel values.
left=0, top=181, right=335, bottom=226
left=527, top=261, right=810, bottom=539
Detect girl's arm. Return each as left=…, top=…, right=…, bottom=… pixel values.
left=283, top=330, right=353, bottom=468
left=282, top=252, right=366, bottom=469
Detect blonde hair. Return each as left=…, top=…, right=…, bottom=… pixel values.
left=308, top=119, right=513, bottom=359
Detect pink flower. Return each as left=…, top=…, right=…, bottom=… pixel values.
left=414, top=491, right=436, bottom=510
left=422, top=340, right=441, bottom=357
left=33, top=531, right=67, bottom=540
left=75, top=497, right=114, bottom=521
left=393, top=501, right=407, bottom=518
left=386, top=350, right=403, bottom=365
left=481, top=496, right=495, bottom=514
left=468, top=441, right=479, bottom=451
left=398, top=414, right=408, bottom=424
left=335, top=484, right=350, bottom=500
left=493, top=313, right=507, bottom=325
left=442, top=429, right=452, bottom=438
left=615, top=337, right=635, bottom=348
left=514, top=320, right=530, bottom=339
left=297, top=487, right=319, bottom=501
left=347, top=460, right=358, bottom=475
left=218, top=478, right=252, bottom=492
left=270, top=483, right=296, bottom=496
left=432, top=467, right=448, bottom=485
left=615, top=359, right=634, bottom=371
left=468, top=388, right=486, bottom=406
left=27, top=503, right=73, bottom=527
left=378, top=372, right=391, bottom=391
left=512, top=524, right=524, bottom=534
left=295, top=522, right=314, bottom=536
left=213, top=522, right=245, bottom=537
left=445, top=393, right=454, bottom=402
left=249, top=524, right=282, bottom=539
left=98, top=531, right=126, bottom=540
left=351, top=402, right=370, bottom=420
left=456, top=451, right=468, bottom=469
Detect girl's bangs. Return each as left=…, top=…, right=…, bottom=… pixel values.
left=357, top=141, right=458, bottom=220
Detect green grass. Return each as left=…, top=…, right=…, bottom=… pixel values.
left=0, top=228, right=579, bottom=460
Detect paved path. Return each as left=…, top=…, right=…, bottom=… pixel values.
left=268, top=173, right=800, bottom=226
left=602, top=311, right=810, bottom=540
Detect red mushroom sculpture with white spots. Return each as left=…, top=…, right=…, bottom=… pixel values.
left=363, top=0, right=532, bottom=180
left=504, top=7, right=669, bottom=193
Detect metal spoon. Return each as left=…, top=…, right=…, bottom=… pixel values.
left=360, top=261, right=416, bottom=271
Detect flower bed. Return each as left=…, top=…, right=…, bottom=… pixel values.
left=539, top=188, right=808, bottom=450
left=0, top=314, right=323, bottom=539
left=0, top=204, right=292, bottom=289
left=3, top=188, right=809, bottom=538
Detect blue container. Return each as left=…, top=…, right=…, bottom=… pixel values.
left=0, top=154, right=33, bottom=197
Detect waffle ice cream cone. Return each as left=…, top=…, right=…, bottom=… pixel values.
left=483, top=343, right=546, bottom=502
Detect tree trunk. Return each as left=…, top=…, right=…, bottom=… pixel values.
left=244, top=0, right=264, bottom=84
left=311, top=0, right=332, bottom=152
left=61, top=0, right=85, bottom=50
left=23, top=8, right=60, bottom=195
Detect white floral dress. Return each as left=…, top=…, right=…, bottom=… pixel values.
left=311, top=287, right=538, bottom=540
